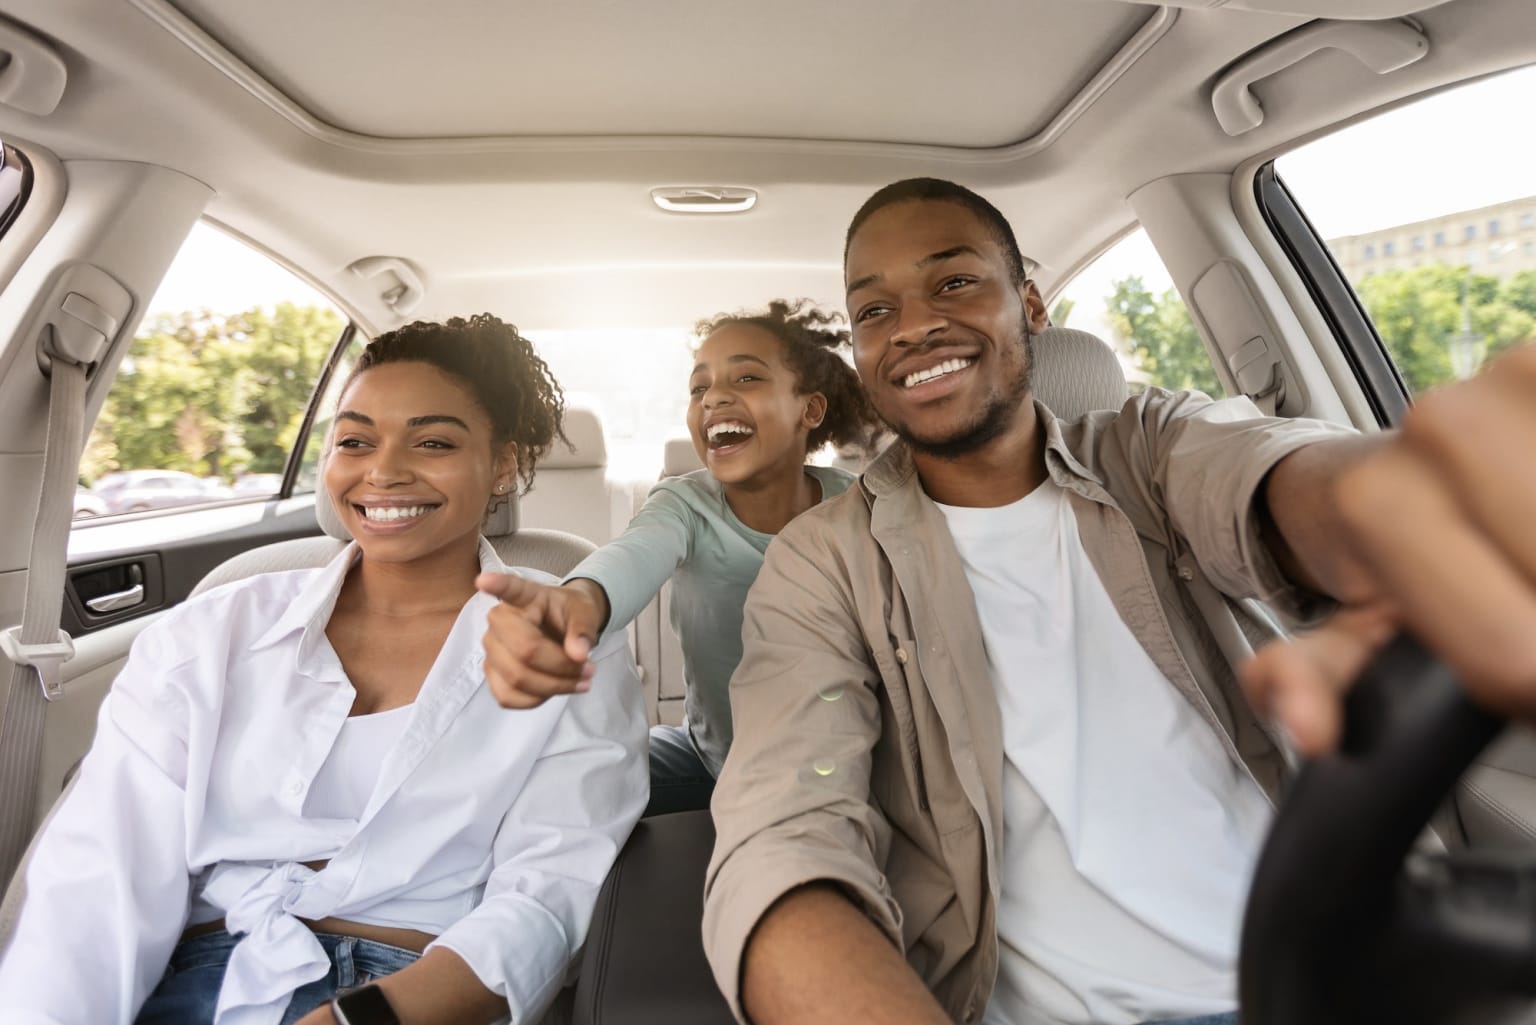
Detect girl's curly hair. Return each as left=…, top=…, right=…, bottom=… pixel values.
left=694, top=299, right=878, bottom=453
left=344, top=313, right=566, bottom=495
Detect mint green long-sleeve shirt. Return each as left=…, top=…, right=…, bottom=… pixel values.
left=566, top=466, right=854, bottom=776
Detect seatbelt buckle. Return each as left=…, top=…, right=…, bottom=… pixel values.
left=0, top=626, right=74, bottom=701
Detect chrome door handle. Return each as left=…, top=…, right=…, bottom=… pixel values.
left=86, top=584, right=144, bottom=614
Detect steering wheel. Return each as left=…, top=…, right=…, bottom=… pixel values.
left=1238, top=634, right=1536, bottom=1025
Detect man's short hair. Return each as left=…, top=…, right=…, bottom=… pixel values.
left=844, top=178, right=1029, bottom=286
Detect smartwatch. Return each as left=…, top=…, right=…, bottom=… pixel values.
left=330, top=984, right=400, bottom=1025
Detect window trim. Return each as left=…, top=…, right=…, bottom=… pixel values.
left=279, top=321, right=361, bottom=498
left=1253, top=162, right=1410, bottom=427
left=0, top=141, right=33, bottom=243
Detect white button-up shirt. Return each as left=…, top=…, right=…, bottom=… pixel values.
left=0, top=539, right=649, bottom=1025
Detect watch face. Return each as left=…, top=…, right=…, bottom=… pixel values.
left=335, top=984, right=399, bottom=1025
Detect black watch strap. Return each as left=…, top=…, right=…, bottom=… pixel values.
left=331, top=984, right=400, bottom=1025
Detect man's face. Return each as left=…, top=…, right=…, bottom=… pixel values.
left=845, top=199, right=1046, bottom=459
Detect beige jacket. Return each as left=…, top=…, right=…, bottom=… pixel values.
left=702, top=390, right=1353, bottom=1023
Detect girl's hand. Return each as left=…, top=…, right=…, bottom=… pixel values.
left=477, top=574, right=609, bottom=709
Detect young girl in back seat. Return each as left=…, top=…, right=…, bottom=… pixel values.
left=477, top=299, right=877, bottom=814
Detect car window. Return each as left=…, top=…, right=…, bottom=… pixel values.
left=290, top=330, right=367, bottom=496
left=1275, top=65, right=1536, bottom=396
left=0, top=139, right=33, bottom=243
left=528, top=329, right=696, bottom=479
left=1051, top=228, right=1221, bottom=396
left=77, top=222, right=350, bottom=521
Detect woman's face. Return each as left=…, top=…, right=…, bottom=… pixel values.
left=325, top=361, right=513, bottom=567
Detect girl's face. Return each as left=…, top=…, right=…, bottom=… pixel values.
left=325, top=361, right=514, bottom=567
left=686, top=323, right=827, bottom=488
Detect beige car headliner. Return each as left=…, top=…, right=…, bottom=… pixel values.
left=0, top=0, right=1526, bottom=332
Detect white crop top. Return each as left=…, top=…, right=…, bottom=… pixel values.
left=304, top=704, right=413, bottom=822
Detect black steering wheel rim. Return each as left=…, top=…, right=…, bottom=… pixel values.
left=1238, top=634, right=1536, bottom=1025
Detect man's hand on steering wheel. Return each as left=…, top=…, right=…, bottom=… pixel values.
left=1245, top=345, right=1536, bottom=755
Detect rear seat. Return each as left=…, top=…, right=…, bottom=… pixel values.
left=650, top=436, right=704, bottom=727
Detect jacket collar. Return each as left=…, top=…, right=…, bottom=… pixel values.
left=860, top=399, right=1107, bottom=507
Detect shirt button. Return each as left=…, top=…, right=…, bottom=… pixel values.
left=1178, top=566, right=1195, bottom=581
left=894, top=648, right=909, bottom=665
left=287, top=781, right=304, bottom=797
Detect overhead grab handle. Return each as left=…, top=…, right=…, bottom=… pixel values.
left=1211, top=19, right=1428, bottom=137
left=348, top=256, right=426, bottom=317
left=0, top=15, right=67, bottom=117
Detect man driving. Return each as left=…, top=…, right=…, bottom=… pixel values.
left=701, top=177, right=1514, bottom=1025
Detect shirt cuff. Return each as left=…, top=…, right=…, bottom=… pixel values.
left=427, top=895, right=571, bottom=1024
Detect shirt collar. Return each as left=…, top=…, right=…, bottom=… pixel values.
left=860, top=398, right=1105, bottom=503
left=250, top=536, right=508, bottom=653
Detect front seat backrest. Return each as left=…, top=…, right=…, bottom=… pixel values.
left=195, top=472, right=593, bottom=597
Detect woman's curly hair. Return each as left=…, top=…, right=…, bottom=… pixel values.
left=694, top=299, right=878, bottom=453
left=344, top=314, right=566, bottom=495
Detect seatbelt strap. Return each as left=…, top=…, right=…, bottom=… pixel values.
left=0, top=354, right=86, bottom=883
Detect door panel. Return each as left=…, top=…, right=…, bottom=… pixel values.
left=1457, top=729, right=1536, bottom=850
left=63, top=495, right=321, bottom=635
left=37, top=495, right=324, bottom=824
left=35, top=613, right=162, bottom=829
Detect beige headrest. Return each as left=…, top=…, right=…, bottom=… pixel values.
left=1031, top=326, right=1129, bottom=420
left=661, top=435, right=704, bottom=478
left=540, top=401, right=608, bottom=470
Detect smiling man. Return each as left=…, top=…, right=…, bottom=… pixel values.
left=698, top=177, right=1520, bottom=1025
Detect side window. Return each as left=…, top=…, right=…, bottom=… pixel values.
left=0, top=139, right=33, bottom=242
left=291, top=331, right=367, bottom=495
left=1052, top=228, right=1222, bottom=395
left=76, top=223, right=349, bottom=521
left=1275, top=65, right=1536, bottom=396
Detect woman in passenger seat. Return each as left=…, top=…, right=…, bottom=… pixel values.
left=477, top=299, right=878, bottom=815
left=0, top=315, right=649, bottom=1025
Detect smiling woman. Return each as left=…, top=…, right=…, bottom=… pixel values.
left=0, top=315, right=649, bottom=1025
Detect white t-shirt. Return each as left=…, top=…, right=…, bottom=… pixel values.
left=936, top=478, right=1273, bottom=1025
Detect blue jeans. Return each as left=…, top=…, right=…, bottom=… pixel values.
left=134, top=928, right=420, bottom=1025
left=646, top=723, right=715, bottom=817
left=1140, top=1015, right=1238, bottom=1025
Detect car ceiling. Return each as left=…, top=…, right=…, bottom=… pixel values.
left=0, top=0, right=1528, bottom=333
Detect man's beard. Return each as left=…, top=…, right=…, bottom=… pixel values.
left=886, top=321, right=1034, bottom=462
